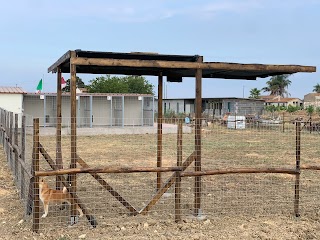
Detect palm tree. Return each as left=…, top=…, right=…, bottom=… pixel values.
left=313, top=83, right=320, bottom=93
left=261, top=74, right=292, bottom=97
left=249, top=88, right=261, bottom=99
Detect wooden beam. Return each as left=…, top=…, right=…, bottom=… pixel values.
left=175, top=121, right=183, bottom=222
left=71, top=57, right=316, bottom=73
left=35, top=166, right=182, bottom=177
left=76, top=156, right=138, bottom=214
left=14, top=114, right=18, bottom=181
left=140, top=152, right=196, bottom=214
left=32, top=118, right=40, bottom=233
left=20, top=115, right=26, bottom=199
left=48, top=50, right=71, bottom=73
left=70, top=51, right=77, bottom=220
left=294, top=121, right=301, bottom=217
left=181, top=168, right=298, bottom=177
left=56, top=67, right=63, bottom=190
left=194, top=56, right=203, bottom=216
left=300, top=165, right=320, bottom=170
left=157, top=72, right=163, bottom=191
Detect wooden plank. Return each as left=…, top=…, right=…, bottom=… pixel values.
left=21, top=115, right=26, bottom=199
left=38, top=144, right=97, bottom=227
left=71, top=57, right=316, bottom=73
left=175, top=121, right=183, bottom=222
left=48, top=50, right=71, bottom=73
left=76, top=156, right=138, bottom=214
left=157, top=72, right=163, bottom=191
left=32, top=118, right=40, bottom=232
left=9, top=112, right=13, bottom=170
left=14, top=114, right=18, bottom=183
left=56, top=67, right=63, bottom=190
left=140, top=152, right=196, bottom=214
left=70, top=51, right=77, bottom=220
left=35, top=166, right=183, bottom=177
left=194, top=56, right=203, bottom=216
left=181, top=168, right=298, bottom=177
left=300, top=165, right=320, bottom=170
left=294, top=121, right=301, bottom=217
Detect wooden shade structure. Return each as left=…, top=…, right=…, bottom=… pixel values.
left=48, top=49, right=316, bottom=217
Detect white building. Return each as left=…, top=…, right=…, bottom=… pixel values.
left=0, top=87, right=154, bottom=127
left=0, top=87, right=25, bottom=114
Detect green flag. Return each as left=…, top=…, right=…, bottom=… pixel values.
left=36, top=79, right=43, bottom=93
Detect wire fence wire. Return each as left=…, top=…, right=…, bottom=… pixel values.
left=1, top=105, right=320, bottom=232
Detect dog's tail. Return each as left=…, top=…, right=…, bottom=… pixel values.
left=63, top=187, right=68, bottom=194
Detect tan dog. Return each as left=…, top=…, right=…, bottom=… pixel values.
left=39, top=178, right=84, bottom=218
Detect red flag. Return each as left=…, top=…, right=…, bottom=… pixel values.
left=61, top=77, right=66, bottom=89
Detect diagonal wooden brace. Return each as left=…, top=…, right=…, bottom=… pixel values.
left=76, top=155, right=138, bottom=215
left=139, top=151, right=196, bottom=214
left=38, top=143, right=97, bottom=227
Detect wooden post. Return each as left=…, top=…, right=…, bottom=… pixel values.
left=70, top=51, right=78, bottom=223
left=157, top=72, right=163, bottom=191
left=175, top=121, right=182, bottom=222
left=194, top=56, right=203, bottom=216
left=14, top=114, right=19, bottom=184
left=282, top=112, right=285, bottom=133
left=20, top=115, right=26, bottom=199
left=56, top=67, right=63, bottom=190
left=9, top=112, right=13, bottom=170
left=32, top=118, right=40, bottom=232
left=309, top=115, right=312, bottom=134
left=294, top=121, right=301, bottom=217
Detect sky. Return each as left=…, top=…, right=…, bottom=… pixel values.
left=0, top=0, right=319, bottom=99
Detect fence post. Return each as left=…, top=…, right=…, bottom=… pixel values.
left=294, top=121, right=301, bottom=217
left=20, top=115, right=26, bottom=199
left=32, top=118, right=40, bottom=232
left=282, top=112, right=285, bottom=133
left=14, top=114, right=19, bottom=185
left=9, top=112, right=13, bottom=170
left=175, top=120, right=182, bottom=222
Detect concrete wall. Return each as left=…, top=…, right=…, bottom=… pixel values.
left=222, top=99, right=264, bottom=116
left=0, top=94, right=23, bottom=114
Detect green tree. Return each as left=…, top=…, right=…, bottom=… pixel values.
left=313, top=83, right=320, bottom=93
left=261, top=74, right=292, bottom=97
left=305, top=105, right=315, bottom=116
left=287, top=104, right=300, bottom=113
left=87, top=75, right=154, bottom=94
left=249, top=88, right=261, bottom=99
left=63, top=77, right=86, bottom=92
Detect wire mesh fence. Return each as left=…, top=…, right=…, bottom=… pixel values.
left=1, top=105, right=320, bottom=233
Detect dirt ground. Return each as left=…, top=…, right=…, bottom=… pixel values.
left=0, top=127, right=320, bottom=240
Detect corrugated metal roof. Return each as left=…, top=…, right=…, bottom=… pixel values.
left=0, top=87, right=25, bottom=94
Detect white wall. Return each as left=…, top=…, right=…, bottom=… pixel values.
left=124, top=96, right=142, bottom=126
left=0, top=94, right=23, bottom=114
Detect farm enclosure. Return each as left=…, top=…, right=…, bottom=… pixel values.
left=1, top=110, right=320, bottom=233
left=0, top=50, right=317, bottom=236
